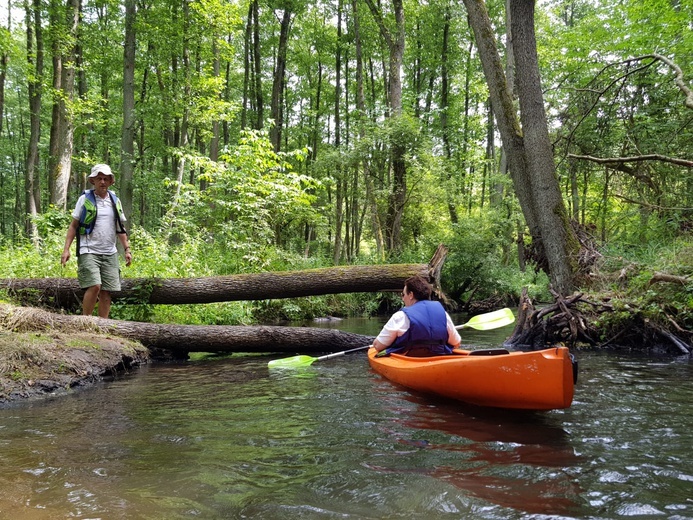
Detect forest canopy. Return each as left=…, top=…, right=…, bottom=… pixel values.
left=0, top=0, right=691, bottom=321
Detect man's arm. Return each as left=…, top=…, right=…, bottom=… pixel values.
left=61, top=219, right=80, bottom=267
left=117, top=233, right=132, bottom=267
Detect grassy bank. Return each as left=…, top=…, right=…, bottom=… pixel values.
left=0, top=305, right=149, bottom=404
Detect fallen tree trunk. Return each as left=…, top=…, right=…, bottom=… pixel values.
left=0, top=245, right=448, bottom=308
left=0, top=304, right=375, bottom=356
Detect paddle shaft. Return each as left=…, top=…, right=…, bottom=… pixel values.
left=269, top=308, right=514, bottom=368
left=316, top=344, right=372, bottom=361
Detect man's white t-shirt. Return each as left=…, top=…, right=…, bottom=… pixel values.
left=72, top=192, right=126, bottom=255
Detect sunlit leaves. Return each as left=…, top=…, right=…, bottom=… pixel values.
left=163, top=129, right=322, bottom=268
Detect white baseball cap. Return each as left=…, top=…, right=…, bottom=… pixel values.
left=88, top=164, right=114, bottom=178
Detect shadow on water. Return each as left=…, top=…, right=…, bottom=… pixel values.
left=368, top=387, right=584, bottom=517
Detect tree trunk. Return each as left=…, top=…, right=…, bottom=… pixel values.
left=25, top=0, right=43, bottom=245
left=270, top=8, right=291, bottom=151
left=120, top=0, right=136, bottom=219
left=462, top=0, right=580, bottom=295
left=364, top=0, right=406, bottom=255
left=333, top=0, right=344, bottom=264
left=47, top=0, right=61, bottom=200
left=352, top=0, right=384, bottom=260
left=509, top=0, right=579, bottom=295
left=462, top=0, right=539, bottom=238
left=2, top=262, right=441, bottom=308
left=440, top=7, right=459, bottom=224
left=251, top=0, right=263, bottom=129
left=241, top=3, right=252, bottom=129
left=0, top=304, right=374, bottom=356
left=50, top=0, right=80, bottom=210
left=0, top=3, right=7, bottom=135
left=209, top=37, right=221, bottom=169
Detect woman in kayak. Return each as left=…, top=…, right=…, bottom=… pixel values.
left=372, top=275, right=461, bottom=357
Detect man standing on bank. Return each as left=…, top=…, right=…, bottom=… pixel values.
left=61, top=164, right=132, bottom=318
left=372, top=275, right=461, bottom=357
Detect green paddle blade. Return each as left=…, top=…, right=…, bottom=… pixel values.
left=268, top=355, right=317, bottom=368
left=457, top=307, right=515, bottom=331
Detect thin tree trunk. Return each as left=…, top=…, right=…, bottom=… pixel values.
left=50, top=0, right=80, bottom=210
left=174, top=0, right=191, bottom=198
left=120, top=0, right=136, bottom=219
left=252, top=0, right=263, bottom=129
left=363, top=0, right=406, bottom=254
left=333, top=0, right=343, bottom=264
left=440, top=6, right=458, bottom=224
left=241, top=3, right=252, bottom=129
left=351, top=0, right=384, bottom=259
left=47, top=0, right=61, bottom=203
left=0, top=3, right=8, bottom=136
left=25, top=0, right=43, bottom=244
left=310, top=61, right=322, bottom=161
left=209, top=38, right=221, bottom=169
left=270, top=8, right=291, bottom=151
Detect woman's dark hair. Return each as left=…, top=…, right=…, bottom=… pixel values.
left=404, top=275, right=432, bottom=301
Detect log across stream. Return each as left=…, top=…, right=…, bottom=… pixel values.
left=0, top=246, right=449, bottom=355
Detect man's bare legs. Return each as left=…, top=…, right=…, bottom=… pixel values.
left=82, top=285, right=101, bottom=316
left=82, top=285, right=111, bottom=318
left=97, top=291, right=112, bottom=318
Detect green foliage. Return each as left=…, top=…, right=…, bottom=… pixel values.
left=591, top=237, right=693, bottom=332
left=1, top=0, right=692, bottom=331
left=252, top=293, right=380, bottom=322
left=161, top=129, right=325, bottom=269
left=441, top=213, right=551, bottom=303
left=147, top=302, right=255, bottom=326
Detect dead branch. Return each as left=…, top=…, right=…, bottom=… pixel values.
left=651, top=53, right=693, bottom=110
left=568, top=153, right=693, bottom=169
left=648, top=272, right=691, bottom=286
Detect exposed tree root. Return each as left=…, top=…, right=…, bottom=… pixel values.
left=504, top=287, right=692, bottom=356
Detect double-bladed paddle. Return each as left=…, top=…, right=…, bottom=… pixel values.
left=267, top=307, right=515, bottom=369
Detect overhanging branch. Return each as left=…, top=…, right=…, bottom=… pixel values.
left=568, top=153, right=693, bottom=169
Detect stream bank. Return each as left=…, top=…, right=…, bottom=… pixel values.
left=0, top=331, right=148, bottom=404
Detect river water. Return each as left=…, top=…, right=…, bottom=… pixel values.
left=0, top=316, right=692, bottom=519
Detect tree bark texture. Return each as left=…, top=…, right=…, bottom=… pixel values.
left=25, top=0, right=43, bottom=242
left=120, top=0, right=136, bottom=219
left=1, top=259, right=443, bottom=309
left=51, top=0, right=80, bottom=209
left=0, top=304, right=375, bottom=356
left=509, top=0, right=579, bottom=295
left=462, top=0, right=539, bottom=239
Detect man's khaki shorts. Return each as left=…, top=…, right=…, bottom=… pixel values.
left=78, top=253, right=121, bottom=292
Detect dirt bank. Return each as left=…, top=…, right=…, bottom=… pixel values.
left=0, top=331, right=149, bottom=404
left=0, top=304, right=149, bottom=404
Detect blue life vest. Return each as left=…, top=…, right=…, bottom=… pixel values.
left=385, top=300, right=453, bottom=356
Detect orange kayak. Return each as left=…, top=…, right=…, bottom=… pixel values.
left=368, top=346, right=576, bottom=410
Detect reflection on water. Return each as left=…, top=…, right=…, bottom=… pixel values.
left=378, top=396, right=583, bottom=516
left=0, top=318, right=692, bottom=519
